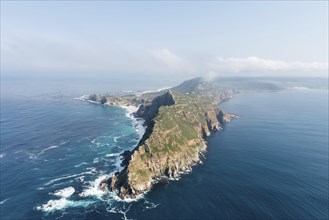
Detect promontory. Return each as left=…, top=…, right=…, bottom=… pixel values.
left=86, top=77, right=236, bottom=199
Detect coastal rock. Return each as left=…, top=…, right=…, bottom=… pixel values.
left=100, top=178, right=109, bottom=191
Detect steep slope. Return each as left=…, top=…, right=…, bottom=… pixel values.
left=108, top=79, right=235, bottom=199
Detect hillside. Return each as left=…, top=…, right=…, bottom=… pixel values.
left=100, top=78, right=236, bottom=199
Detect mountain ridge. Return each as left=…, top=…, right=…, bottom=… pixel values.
left=86, top=78, right=236, bottom=199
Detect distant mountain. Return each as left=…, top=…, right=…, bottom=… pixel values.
left=213, top=77, right=328, bottom=91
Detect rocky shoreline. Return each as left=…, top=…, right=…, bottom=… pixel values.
left=85, top=78, right=237, bottom=199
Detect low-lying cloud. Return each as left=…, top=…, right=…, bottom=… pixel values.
left=1, top=33, right=328, bottom=77
left=209, top=56, right=328, bottom=73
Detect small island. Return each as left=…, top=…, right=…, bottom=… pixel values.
left=85, top=77, right=237, bottom=199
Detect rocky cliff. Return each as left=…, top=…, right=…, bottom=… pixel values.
left=107, top=79, right=235, bottom=199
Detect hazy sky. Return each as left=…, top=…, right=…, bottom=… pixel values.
left=1, top=1, right=328, bottom=78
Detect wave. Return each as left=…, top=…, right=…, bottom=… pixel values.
left=113, top=135, right=124, bottom=143
left=37, top=185, right=94, bottom=212
left=106, top=203, right=132, bottom=220
left=74, top=95, right=101, bottom=104
left=116, top=105, right=145, bottom=151
left=110, top=190, right=146, bottom=203
left=120, top=105, right=139, bottom=115
left=30, top=145, right=60, bottom=159
left=39, top=145, right=60, bottom=154
left=0, top=198, right=9, bottom=205
left=78, top=176, right=85, bottom=183
left=73, top=95, right=89, bottom=100
left=121, top=106, right=145, bottom=142
left=106, top=198, right=158, bottom=220
left=36, top=198, right=95, bottom=213
left=44, top=171, right=95, bottom=186
left=59, top=141, right=69, bottom=145
left=105, top=153, right=120, bottom=157
left=52, top=187, right=75, bottom=198
left=79, top=175, right=109, bottom=198
left=143, top=200, right=159, bottom=211
left=74, top=162, right=88, bottom=168
left=91, top=135, right=115, bottom=146
left=37, top=187, right=76, bottom=212
left=0, top=153, right=5, bottom=159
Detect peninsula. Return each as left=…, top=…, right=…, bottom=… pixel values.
left=86, top=77, right=236, bottom=199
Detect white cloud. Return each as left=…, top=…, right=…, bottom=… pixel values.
left=1, top=32, right=327, bottom=78
left=149, top=49, right=182, bottom=68
left=209, top=56, right=328, bottom=74
left=148, top=49, right=196, bottom=74
left=1, top=33, right=195, bottom=76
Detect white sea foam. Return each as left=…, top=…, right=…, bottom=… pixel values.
left=114, top=105, right=146, bottom=154
left=78, top=176, right=85, bottom=183
left=0, top=153, right=5, bottom=159
left=36, top=198, right=94, bottom=212
left=38, top=187, right=74, bottom=212
left=91, top=135, right=113, bottom=147
left=106, top=203, right=132, bottom=220
left=79, top=175, right=109, bottom=198
left=120, top=105, right=139, bottom=115
left=120, top=105, right=145, bottom=142
left=86, top=167, right=97, bottom=173
left=30, top=145, right=60, bottom=159
left=0, top=198, right=9, bottom=205
left=112, top=155, right=123, bottom=170
left=93, top=158, right=99, bottom=163
left=143, top=200, right=159, bottom=210
left=110, top=190, right=145, bottom=203
left=53, top=187, right=75, bottom=198
left=60, top=141, right=68, bottom=145
left=42, top=145, right=60, bottom=153
left=77, top=94, right=146, bottom=146
left=37, top=185, right=95, bottom=212
left=74, top=95, right=100, bottom=104
left=73, top=95, right=89, bottom=101
left=37, top=198, right=68, bottom=212
left=106, top=153, right=120, bottom=157
left=74, top=162, right=88, bottom=168
left=44, top=171, right=94, bottom=186
left=113, top=135, right=124, bottom=143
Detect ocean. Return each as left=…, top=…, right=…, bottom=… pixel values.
left=0, top=79, right=328, bottom=219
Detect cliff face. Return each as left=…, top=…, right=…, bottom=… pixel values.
left=135, top=90, right=175, bottom=126
left=109, top=86, right=233, bottom=199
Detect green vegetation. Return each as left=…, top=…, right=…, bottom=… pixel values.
left=109, top=78, right=234, bottom=199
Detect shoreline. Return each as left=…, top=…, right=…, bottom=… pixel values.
left=73, top=96, right=148, bottom=203
left=114, top=104, right=146, bottom=143
left=75, top=91, right=236, bottom=201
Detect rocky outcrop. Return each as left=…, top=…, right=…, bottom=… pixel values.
left=135, top=90, right=175, bottom=126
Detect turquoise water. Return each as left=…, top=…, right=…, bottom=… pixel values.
left=1, top=80, right=328, bottom=219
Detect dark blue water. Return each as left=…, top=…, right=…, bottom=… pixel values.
left=1, top=80, right=328, bottom=219
left=129, top=90, right=328, bottom=220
